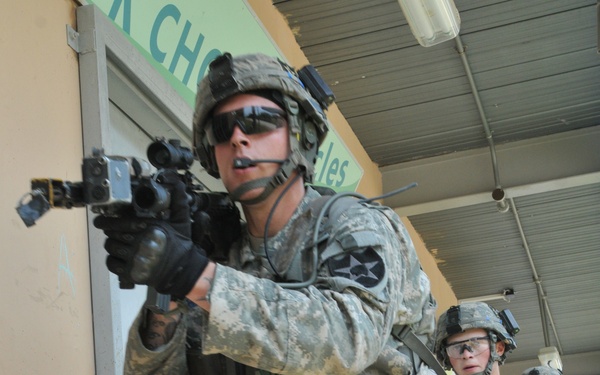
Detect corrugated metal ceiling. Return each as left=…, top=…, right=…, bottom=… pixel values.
left=274, top=0, right=600, bottom=373
left=409, top=183, right=600, bottom=365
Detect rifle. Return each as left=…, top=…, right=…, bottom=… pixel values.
left=16, top=138, right=239, bottom=312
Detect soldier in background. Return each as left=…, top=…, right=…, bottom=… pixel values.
left=434, top=302, right=519, bottom=375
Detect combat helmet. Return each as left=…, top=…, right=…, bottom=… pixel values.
left=435, top=302, right=519, bottom=374
left=193, top=52, right=334, bottom=204
left=522, top=366, right=562, bottom=375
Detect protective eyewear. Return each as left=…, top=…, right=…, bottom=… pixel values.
left=206, top=106, right=287, bottom=146
left=445, top=337, right=490, bottom=359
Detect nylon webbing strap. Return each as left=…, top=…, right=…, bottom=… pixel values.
left=393, top=325, right=446, bottom=375
left=229, top=177, right=272, bottom=204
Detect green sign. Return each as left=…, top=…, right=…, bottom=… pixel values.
left=87, top=0, right=363, bottom=192
left=314, top=127, right=362, bottom=192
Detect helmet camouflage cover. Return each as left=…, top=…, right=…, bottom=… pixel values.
left=193, top=52, right=330, bottom=183
left=522, top=366, right=562, bottom=375
left=434, top=302, right=518, bottom=368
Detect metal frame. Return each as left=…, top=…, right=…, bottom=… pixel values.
left=74, top=5, right=193, bottom=373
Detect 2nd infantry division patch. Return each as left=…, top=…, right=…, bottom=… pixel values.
left=328, top=247, right=385, bottom=288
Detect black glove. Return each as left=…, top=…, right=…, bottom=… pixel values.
left=155, top=169, right=192, bottom=238
left=191, top=193, right=242, bottom=262
left=94, top=172, right=208, bottom=299
left=94, top=216, right=208, bottom=298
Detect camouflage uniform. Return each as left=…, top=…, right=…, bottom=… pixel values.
left=123, top=187, right=437, bottom=374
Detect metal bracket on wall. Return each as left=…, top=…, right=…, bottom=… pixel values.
left=66, top=24, right=79, bottom=53
left=66, top=24, right=96, bottom=55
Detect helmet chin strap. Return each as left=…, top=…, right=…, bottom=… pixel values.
left=228, top=95, right=316, bottom=205
left=229, top=158, right=298, bottom=205
left=461, top=332, right=500, bottom=375
left=481, top=332, right=502, bottom=375
left=482, top=347, right=499, bottom=375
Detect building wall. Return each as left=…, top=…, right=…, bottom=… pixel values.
left=0, top=1, right=455, bottom=373
left=0, top=0, right=95, bottom=374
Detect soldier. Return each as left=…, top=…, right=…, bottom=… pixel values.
left=434, top=302, right=519, bottom=375
left=522, top=366, right=562, bottom=375
left=94, top=52, right=439, bottom=374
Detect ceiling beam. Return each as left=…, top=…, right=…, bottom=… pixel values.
left=394, top=171, right=600, bottom=217
left=382, top=126, right=600, bottom=216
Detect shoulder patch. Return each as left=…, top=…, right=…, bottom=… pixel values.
left=328, top=247, right=385, bottom=288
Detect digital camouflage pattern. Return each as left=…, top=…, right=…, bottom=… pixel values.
left=193, top=52, right=330, bottom=183
left=522, top=366, right=562, bottom=375
left=123, top=187, right=437, bottom=374
left=434, top=302, right=517, bottom=369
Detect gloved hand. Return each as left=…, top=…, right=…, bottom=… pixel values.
left=191, top=193, right=242, bottom=262
left=155, top=169, right=192, bottom=238
left=93, top=172, right=208, bottom=299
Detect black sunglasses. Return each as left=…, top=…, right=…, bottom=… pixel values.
left=206, top=106, right=287, bottom=146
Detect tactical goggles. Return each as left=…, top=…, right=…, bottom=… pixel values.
left=445, top=337, right=490, bottom=359
left=206, top=106, right=287, bottom=146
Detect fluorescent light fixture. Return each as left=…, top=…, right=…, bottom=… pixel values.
left=538, top=346, right=563, bottom=371
left=397, top=0, right=461, bottom=47
left=458, top=288, right=515, bottom=304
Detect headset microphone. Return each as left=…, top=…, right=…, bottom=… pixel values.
left=233, top=158, right=286, bottom=169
